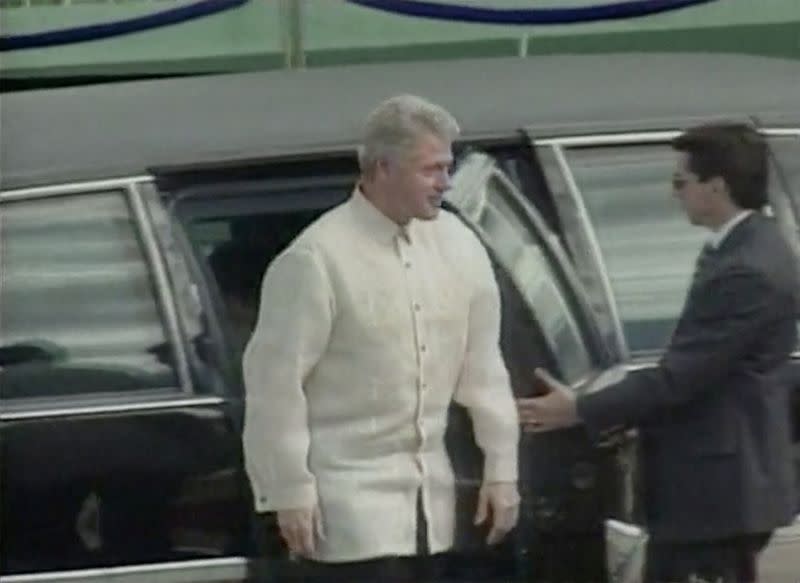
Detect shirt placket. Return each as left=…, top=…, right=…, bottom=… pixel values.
left=396, top=228, right=427, bottom=465
left=396, top=226, right=431, bottom=547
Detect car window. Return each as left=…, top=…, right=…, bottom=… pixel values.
left=768, top=135, right=800, bottom=352
left=472, top=172, right=595, bottom=385
left=770, top=135, right=800, bottom=218
left=0, top=191, right=179, bottom=400
left=562, top=143, right=707, bottom=358
left=563, top=138, right=800, bottom=358
left=172, top=182, right=350, bottom=358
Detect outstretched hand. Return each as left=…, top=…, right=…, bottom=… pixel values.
left=516, top=368, right=580, bottom=432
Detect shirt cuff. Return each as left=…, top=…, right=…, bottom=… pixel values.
left=253, top=482, right=318, bottom=513
left=483, top=452, right=518, bottom=483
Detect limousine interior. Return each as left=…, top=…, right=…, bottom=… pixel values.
left=2, top=52, right=799, bottom=583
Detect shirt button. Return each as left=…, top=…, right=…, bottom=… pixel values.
left=421, top=383, right=428, bottom=391
left=420, top=344, right=427, bottom=353
left=413, top=303, right=421, bottom=312
left=404, top=261, right=412, bottom=268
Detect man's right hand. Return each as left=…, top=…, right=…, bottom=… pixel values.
left=276, top=506, right=325, bottom=558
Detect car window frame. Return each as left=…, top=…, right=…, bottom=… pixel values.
left=765, top=130, right=800, bottom=242
left=447, top=151, right=612, bottom=388
left=138, top=179, right=242, bottom=401
left=0, top=178, right=198, bottom=417
left=157, top=171, right=355, bottom=380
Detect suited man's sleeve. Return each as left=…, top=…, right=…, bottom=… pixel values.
left=577, top=267, right=777, bottom=434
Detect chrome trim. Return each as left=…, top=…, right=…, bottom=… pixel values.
left=489, top=168, right=598, bottom=368
left=509, top=174, right=613, bottom=363
left=570, top=370, right=608, bottom=392
left=0, top=557, right=249, bottom=583
left=447, top=151, right=495, bottom=221
left=0, top=177, right=153, bottom=201
left=536, top=128, right=800, bottom=147
left=128, top=183, right=194, bottom=394
left=763, top=128, right=800, bottom=138
left=449, top=152, right=602, bottom=373
left=537, top=131, right=681, bottom=147
left=625, top=354, right=800, bottom=371
left=624, top=361, right=658, bottom=373
left=551, top=145, right=630, bottom=359
left=0, top=396, right=226, bottom=422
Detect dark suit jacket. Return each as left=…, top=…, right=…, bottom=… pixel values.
left=578, top=213, right=799, bottom=542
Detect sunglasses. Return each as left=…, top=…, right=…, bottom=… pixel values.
left=672, top=175, right=707, bottom=190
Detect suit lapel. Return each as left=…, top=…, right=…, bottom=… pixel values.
left=673, top=213, right=761, bottom=340
left=713, top=212, right=758, bottom=258
left=690, top=242, right=717, bottom=288
left=690, top=213, right=759, bottom=289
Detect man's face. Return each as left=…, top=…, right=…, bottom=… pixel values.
left=672, top=152, right=715, bottom=227
left=380, top=132, right=453, bottom=223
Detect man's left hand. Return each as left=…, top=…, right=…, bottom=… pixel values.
left=516, top=368, right=580, bottom=432
left=474, top=481, right=520, bottom=545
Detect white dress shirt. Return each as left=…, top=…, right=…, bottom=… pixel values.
left=709, top=209, right=753, bottom=249
left=242, top=189, right=519, bottom=562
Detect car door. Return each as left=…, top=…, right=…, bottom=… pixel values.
left=0, top=181, right=251, bottom=582
left=443, top=151, right=630, bottom=583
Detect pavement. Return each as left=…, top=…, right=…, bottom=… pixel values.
left=759, top=519, right=800, bottom=583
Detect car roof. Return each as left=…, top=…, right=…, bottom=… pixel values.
left=2, top=52, right=799, bottom=190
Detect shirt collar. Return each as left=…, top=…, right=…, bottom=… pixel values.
left=709, top=210, right=752, bottom=249
left=350, top=186, right=414, bottom=244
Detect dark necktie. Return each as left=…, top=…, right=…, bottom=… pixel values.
left=691, top=242, right=716, bottom=285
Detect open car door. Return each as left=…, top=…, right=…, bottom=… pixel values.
left=443, top=151, right=632, bottom=583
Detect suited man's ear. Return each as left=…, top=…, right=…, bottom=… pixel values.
left=708, top=175, right=732, bottom=199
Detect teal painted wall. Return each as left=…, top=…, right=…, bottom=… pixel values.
left=1, top=0, right=798, bottom=79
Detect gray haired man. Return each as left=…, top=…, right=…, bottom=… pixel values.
left=242, top=94, right=520, bottom=582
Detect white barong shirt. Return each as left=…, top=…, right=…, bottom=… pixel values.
left=242, top=189, right=519, bottom=562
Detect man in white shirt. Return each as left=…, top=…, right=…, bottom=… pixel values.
left=243, top=94, right=520, bottom=582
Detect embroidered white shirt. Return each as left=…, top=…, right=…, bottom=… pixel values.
left=242, top=189, right=519, bottom=562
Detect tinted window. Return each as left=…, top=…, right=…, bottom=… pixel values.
left=564, top=139, right=800, bottom=358
left=563, top=144, right=706, bottom=357
left=770, top=135, right=800, bottom=215
left=0, top=191, right=179, bottom=400
left=474, top=173, right=594, bottom=384
left=768, top=135, right=800, bottom=351
left=172, top=182, right=349, bottom=357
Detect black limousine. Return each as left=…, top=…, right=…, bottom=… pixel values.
left=1, top=52, right=799, bottom=583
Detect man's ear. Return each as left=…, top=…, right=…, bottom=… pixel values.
left=708, top=175, right=730, bottom=198
left=375, top=158, right=391, bottom=180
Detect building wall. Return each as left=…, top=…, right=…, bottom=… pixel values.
left=1, top=0, right=798, bottom=80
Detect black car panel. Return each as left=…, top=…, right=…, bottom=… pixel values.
left=0, top=184, right=251, bottom=577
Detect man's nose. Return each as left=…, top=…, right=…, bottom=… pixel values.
left=436, top=170, right=451, bottom=192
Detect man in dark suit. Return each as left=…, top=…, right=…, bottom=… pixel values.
left=518, top=123, right=799, bottom=582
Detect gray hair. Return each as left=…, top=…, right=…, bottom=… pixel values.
left=358, top=94, right=460, bottom=173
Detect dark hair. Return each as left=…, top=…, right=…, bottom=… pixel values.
left=671, top=123, right=768, bottom=210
